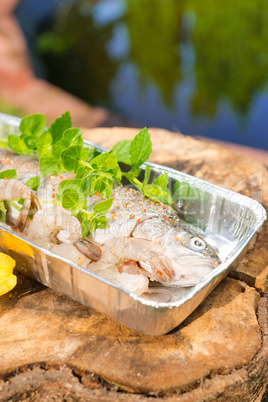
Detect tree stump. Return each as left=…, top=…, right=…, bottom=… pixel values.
left=0, top=128, right=267, bottom=401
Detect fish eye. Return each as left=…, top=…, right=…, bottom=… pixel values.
left=188, top=236, right=206, bottom=252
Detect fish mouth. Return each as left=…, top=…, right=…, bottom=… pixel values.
left=177, top=254, right=221, bottom=268
left=167, top=254, right=221, bottom=287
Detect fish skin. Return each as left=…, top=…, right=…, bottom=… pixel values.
left=0, top=148, right=221, bottom=291
left=91, top=186, right=221, bottom=287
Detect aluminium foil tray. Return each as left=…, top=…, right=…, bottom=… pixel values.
left=0, top=112, right=266, bottom=335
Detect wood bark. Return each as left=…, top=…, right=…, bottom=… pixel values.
left=0, top=128, right=267, bottom=401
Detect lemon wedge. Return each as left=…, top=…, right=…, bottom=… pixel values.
left=0, top=252, right=17, bottom=296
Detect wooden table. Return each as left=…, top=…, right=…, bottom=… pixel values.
left=0, top=128, right=267, bottom=401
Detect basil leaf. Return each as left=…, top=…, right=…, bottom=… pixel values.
left=0, top=169, right=17, bottom=179
left=130, top=128, right=152, bottom=169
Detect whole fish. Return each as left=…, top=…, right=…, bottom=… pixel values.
left=0, top=149, right=221, bottom=295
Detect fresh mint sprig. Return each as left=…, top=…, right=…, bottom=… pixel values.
left=0, top=112, right=174, bottom=238
left=56, top=179, right=113, bottom=238
left=55, top=149, right=121, bottom=238
left=7, top=114, right=46, bottom=155
left=113, top=128, right=174, bottom=205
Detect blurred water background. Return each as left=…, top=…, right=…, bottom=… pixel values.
left=15, top=0, right=268, bottom=150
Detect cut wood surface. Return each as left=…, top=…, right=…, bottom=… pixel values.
left=0, top=128, right=267, bottom=401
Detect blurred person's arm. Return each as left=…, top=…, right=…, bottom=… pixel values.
left=0, top=0, right=32, bottom=75
left=0, top=0, right=20, bottom=14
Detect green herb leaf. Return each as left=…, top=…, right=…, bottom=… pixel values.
left=86, top=147, right=101, bottom=162
left=112, top=139, right=131, bottom=164
left=90, top=149, right=118, bottom=170
left=80, top=206, right=110, bottom=238
left=19, top=114, right=46, bottom=136
left=52, top=144, right=63, bottom=160
left=0, top=137, right=8, bottom=150
left=152, top=173, right=169, bottom=188
left=93, top=198, right=113, bottom=214
left=24, top=135, right=38, bottom=150
left=61, top=145, right=84, bottom=172
left=0, top=169, right=17, bottom=179
left=71, top=198, right=87, bottom=216
left=81, top=218, right=93, bottom=239
left=94, top=177, right=113, bottom=199
left=143, top=165, right=151, bottom=186
left=75, top=162, right=94, bottom=179
left=61, top=128, right=83, bottom=147
left=61, top=189, right=79, bottom=209
left=81, top=148, right=90, bottom=161
left=95, top=215, right=109, bottom=230
left=143, top=184, right=174, bottom=205
left=110, top=165, right=122, bottom=183
left=57, top=179, right=81, bottom=195
left=36, top=130, right=53, bottom=157
left=8, top=135, right=33, bottom=155
left=25, top=176, right=41, bottom=191
left=81, top=175, right=97, bottom=197
left=0, top=201, right=6, bottom=222
left=49, top=111, right=72, bottom=143
left=130, top=128, right=152, bottom=169
left=39, top=153, right=63, bottom=177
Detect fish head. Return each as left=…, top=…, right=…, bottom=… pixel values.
left=165, top=230, right=222, bottom=287
left=132, top=216, right=221, bottom=287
